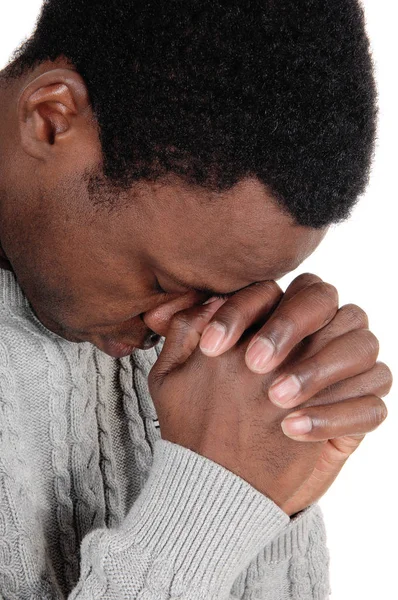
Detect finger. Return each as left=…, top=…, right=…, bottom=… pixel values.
left=199, top=281, right=283, bottom=356
left=199, top=274, right=322, bottom=357
left=244, top=280, right=338, bottom=374
left=280, top=272, right=323, bottom=303
left=298, top=303, right=369, bottom=361
left=267, top=328, right=379, bottom=409
left=300, top=361, right=393, bottom=409
left=280, top=395, right=388, bottom=441
left=150, top=298, right=227, bottom=385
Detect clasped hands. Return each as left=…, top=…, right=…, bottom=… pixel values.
left=150, top=272, right=392, bottom=516
left=198, top=272, right=392, bottom=514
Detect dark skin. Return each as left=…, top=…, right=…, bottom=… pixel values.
left=0, top=58, right=392, bottom=514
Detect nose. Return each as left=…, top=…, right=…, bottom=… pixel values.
left=142, top=291, right=205, bottom=337
left=141, top=331, right=163, bottom=349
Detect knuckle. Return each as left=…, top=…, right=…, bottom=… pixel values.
left=321, top=303, right=339, bottom=328
left=359, top=329, right=380, bottom=357
left=296, top=272, right=323, bottom=284
left=251, top=280, right=282, bottom=296
left=379, top=400, right=389, bottom=423
left=368, top=397, right=388, bottom=427
left=170, top=310, right=194, bottom=333
left=211, top=281, right=283, bottom=330
left=220, top=301, right=245, bottom=321
left=267, top=312, right=298, bottom=347
left=318, top=384, right=336, bottom=405
left=148, top=365, right=163, bottom=390
left=312, top=281, right=339, bottom=305
left=303, top=281, right=338, bottom=328
left=339, top=304, right=369, bottom=329
left=375, top=362, right=394, bottom=396
left=306, top=282, right=339, bottom=327
left=211, top=302, right=243, bottom=330
left=242, top=280, right=283, bottom=309
left=291, top=273, right=323, bottom=288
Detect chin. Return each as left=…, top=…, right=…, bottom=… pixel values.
left=28, top=303, right=160, bottom=356
left=96, top=339, right=138, bottom=358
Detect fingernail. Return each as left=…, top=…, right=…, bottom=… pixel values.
left=200, top=322, right=227, bottom=354
left=203, top=296, right=220, bottom=304
left=268, top=375, right=301, bottom=406
left=281, top=415, right=312, bottom=436
left=245, top=337, right=275, bottom=372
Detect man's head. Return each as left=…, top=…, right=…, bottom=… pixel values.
left=0, top=0, right=377, bottom=356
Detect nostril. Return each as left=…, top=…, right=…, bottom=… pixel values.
left=142, top=332, right=162, bottom=349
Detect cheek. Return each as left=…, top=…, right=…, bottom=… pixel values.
left=33, top=281, right=155, bottom=334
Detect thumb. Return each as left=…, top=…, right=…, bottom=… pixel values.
left=151, top=298, right=227, bottom=383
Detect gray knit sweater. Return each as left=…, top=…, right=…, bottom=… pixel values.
left=0, top=268, right=331, bottom=599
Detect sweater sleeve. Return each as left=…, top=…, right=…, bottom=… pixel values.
left=69, top=439, right=291, bottom=599
left=230, top=503, right=331, bottom=599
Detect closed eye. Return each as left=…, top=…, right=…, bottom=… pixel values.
left=153, top=277, right=233, bottom=301
left=153, top=278, right=168, bottom=295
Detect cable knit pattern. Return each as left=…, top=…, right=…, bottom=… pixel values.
left=0, top=310, right=60, bottom=599
left=46, top=342, right=79, bottom=591
left=132, top=347, right=161, bottom=457
left=94, top=350, right=122, bottom=530
left=0, top=337, right=24, bottom=599
left=0, top=268, right=331, bottom=599
left=69, top=343, right=107, bottom=573
left=304, top=508, right=331, bottom=599
left=119, top=356, right=154, bottom=493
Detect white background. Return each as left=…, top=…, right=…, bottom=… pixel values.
left=0, top=2, right=396, bottom=598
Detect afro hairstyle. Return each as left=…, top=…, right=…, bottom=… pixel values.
left=4, top=0, right=378, bottom=228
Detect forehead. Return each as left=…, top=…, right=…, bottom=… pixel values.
left=128, top=175, right=326, bottom=287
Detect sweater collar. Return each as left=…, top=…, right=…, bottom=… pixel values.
left=0, top=267, right=31, bottom=308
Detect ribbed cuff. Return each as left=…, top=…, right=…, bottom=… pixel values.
left=244, top=503, right=318, bottom=578
left=125, top=439, right=290, bottom=596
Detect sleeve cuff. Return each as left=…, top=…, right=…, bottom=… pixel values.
left=123, top=438, right=290, bottom=596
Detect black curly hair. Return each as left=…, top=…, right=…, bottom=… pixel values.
left=3, top=0, right=377, bottom=228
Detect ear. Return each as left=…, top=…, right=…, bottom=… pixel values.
left=18, top=68, right=96, bottom=161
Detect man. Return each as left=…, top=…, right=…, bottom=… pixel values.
left=0, top=0, right=392, bottom=598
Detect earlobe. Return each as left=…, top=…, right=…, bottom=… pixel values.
left=18, top=68, right=91, bottom=160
